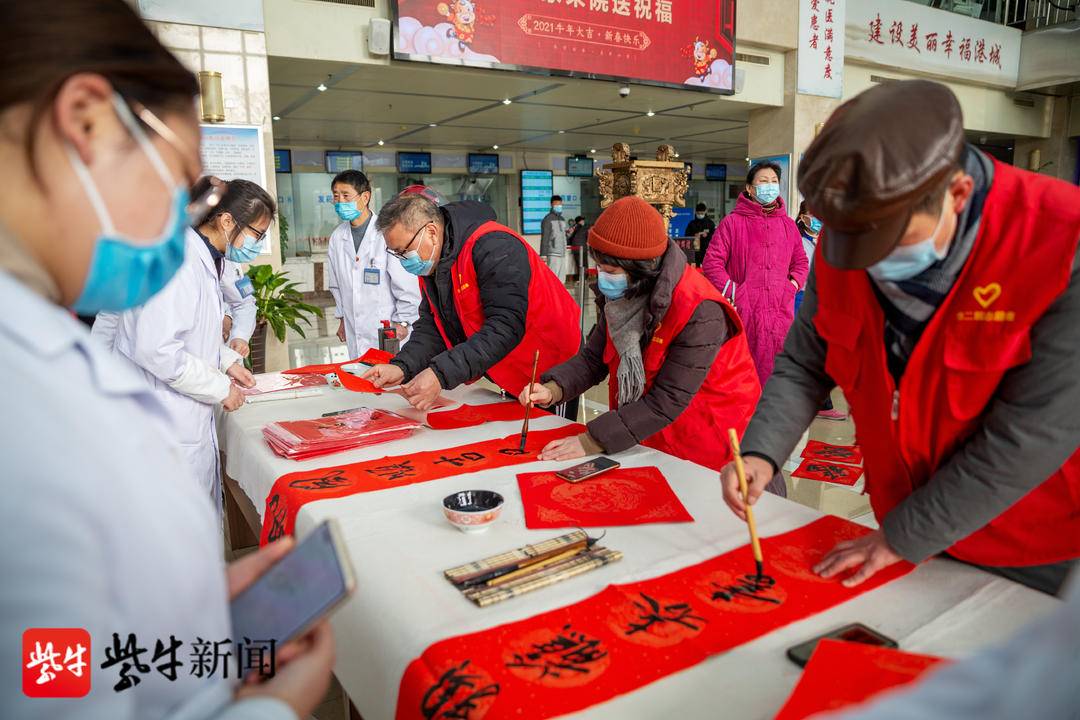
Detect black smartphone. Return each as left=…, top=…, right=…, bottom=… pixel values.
left=555, top=456, right=621, bottom=483
left=786, top=623, right=898, bottom=668
left=230, top=519, right=356, bottom=650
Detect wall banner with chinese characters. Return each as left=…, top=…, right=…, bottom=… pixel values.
left=797, top=0, right=845, bottom=98
left=259, top=425, right=585, bottom=544
left=846, top=0, right=1021, bottom=88
left=395, top=515, right=914, bottom=719
left=392, top=0, right=736, bottom=93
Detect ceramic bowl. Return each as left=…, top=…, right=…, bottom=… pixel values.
left=442, top=490, right=504, bottom=533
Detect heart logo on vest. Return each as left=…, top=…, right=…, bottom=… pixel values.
left=973, top=283, right=1002, bottom=309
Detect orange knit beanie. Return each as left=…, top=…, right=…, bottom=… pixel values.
left=587, top=196, right=668, bottom=260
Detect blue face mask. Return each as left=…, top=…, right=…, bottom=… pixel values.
left=868, top=199, right=951, bottom=282
left=754, top=182, right=780, bottom=205
left=808, top=217, right=823, bottom=234
left=552, top=205, right=563, bottom=214
left=335, top=201, right=361, bottom=222
left=69, top=95, right=189, bottom=315
left=225, top=231, right=263, bottom=263
left=398, top=224, right=437, bottom=276
left=597, top=270, right=628, bottom=300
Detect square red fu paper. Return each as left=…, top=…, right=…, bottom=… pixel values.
left=517, top=466, right=693, bottom=529
left=262, top=407, right=420, bottom=461
left=792, top=459, right=864, bottom=486
left=802, top=440, right=863, bottom=465
left=774, top=639, right=945, bottom=719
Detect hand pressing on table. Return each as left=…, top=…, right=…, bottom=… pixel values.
left=518, top=382, right=553, bottom=408
left=719, top=455, right=774, bottom=522
left=402, top=367, right=443, bottom=411
left=813, top=529, right=903, bottom=587
left=229, top=538, right=336, bottom=719
left=538, top=434, right=587, bottom=462
left=362, top=363, right=404, bottom=388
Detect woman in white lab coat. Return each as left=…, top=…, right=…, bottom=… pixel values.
left=113, top=179, right=273, bottom=517
left=327, top=169, right=421, bottom=357
left=0, top=4, right=331, bottom=717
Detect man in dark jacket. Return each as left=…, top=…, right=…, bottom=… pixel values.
left=363, top=193, right=582, bottom=411
left=685, top=202, right=716, bottom=266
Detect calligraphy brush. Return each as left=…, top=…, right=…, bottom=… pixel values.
left=455, top=531, right=604, bottom=588
left=519, top=349, right=541, bottom=452
left=728, top=428, right=765, bottom=581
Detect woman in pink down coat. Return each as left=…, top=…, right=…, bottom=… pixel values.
left=702, top=161, right=809, bottom=387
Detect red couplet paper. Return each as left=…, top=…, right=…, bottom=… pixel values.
left=283, top=348, right=397, bottom=393
left=395, top=516, right=914, bottom=720
left=792, top=459, right=864, bottom=486
left=260, top=424, right=585, bottom=544
left=774, top=639, right=945, bottom=720
left=802, top=440, right=864, bottom=465
left=516, top=466, right=693, bottom=529
left=426, top=402, right=535, bottom=430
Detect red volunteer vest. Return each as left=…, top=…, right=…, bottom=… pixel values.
left=815, top=160, right=1080, bottom=567
left=604, top=266, right=761, bottom=472
left=424, top=220, right=582, bottom=395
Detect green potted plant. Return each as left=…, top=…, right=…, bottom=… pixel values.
left=246, top=264, right=323, bottom=373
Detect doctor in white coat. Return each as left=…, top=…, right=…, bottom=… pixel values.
left=327, top=170, right=420, bottom=357
left=113, top=179, right=274, bottom=517
left=0, top=6, right=331, bottom=716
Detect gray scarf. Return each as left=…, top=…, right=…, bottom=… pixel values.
left=604, top=293, right=649, bottom=406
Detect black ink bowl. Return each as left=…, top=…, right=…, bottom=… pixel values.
left=442, top=490, right=504, bottom=534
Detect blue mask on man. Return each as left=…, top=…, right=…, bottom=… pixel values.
left=754, top=183, right=780, bottom=205
left=397, top=223, right=437, bottom=276
left=597, top=270, right=628, bottom=300
left=335, top=201, right=361, bottom=222
left=808, top=217, right=823, bottom=234
left=868, top=196, right=950, bottom=282
left=69, top=94, right=188, bottom=315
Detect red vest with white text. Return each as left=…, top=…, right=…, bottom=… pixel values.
left=604, top=266, right=761, bottom=472
left=424, top=221, right=581, bottom=395
left=814, top=160, right=1080, bottom=567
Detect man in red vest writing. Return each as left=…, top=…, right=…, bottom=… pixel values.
left=363, top=188, right=582, bottom=411
left=721, top=80, right=1080, bottom=595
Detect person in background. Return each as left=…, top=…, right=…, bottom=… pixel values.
left=327, top=170, right=420, bottom=358
left=363, top=190, right=582, bottom=413
left=567, top=215, right=587, bottom=281
left=518, top=197, right=766, bottom=477
left=113, top=179, right=272, bottom=519
left=539, top=194, right=568, bottom=283
left=703, top=162, right=808, bottom=388
left=0, top=2, right=332, bottom=718
left=795, top=200, right=846, bottom=421
left=722, top=80, right=1080, bottom=596
left=685, top=202, right=716, bottom=266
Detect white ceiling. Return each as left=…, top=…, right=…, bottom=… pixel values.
left=268, top=57, right=756, bottom=160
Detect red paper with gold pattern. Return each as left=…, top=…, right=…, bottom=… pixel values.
left=774, top=639, right=945, bottom=719
left=395, top=516, right=914, bottom=720
left=792, top=459, right=864, bottom=486
left=516, top=466, right=693, bottom=529
left=426, top=402, right=536, bottom=430
left=260, top=424, right=585, bottom=544
left=801, top=440, right=864, bottom=465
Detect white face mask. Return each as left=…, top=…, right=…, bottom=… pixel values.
left=695, top=213, right=706, bottom=219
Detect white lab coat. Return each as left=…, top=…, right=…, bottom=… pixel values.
left=326, top=217, right=421, bottom=358
left=112, top=229, right=241, bottom=516
left=221, top=259, right=257, bottom=344
left=0, top=270, right=293, bottom=720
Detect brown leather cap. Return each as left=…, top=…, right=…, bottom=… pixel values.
left=798, top=80, right=965, bottom=269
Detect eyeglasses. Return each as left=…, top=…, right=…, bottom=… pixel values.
left=387, top=222, right=432, bottom=259
left=125, top=99, right=227, bottom=226
left=245, top=223, right=270, bottom=243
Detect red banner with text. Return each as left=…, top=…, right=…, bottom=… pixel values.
left=394, top=0, right=736, bottom=92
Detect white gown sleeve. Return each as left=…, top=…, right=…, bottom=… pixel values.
left=326, top=231, right=344, bottom=320
left=89, top=311, right=120, bottom=350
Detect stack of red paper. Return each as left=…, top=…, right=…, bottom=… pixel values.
left=262, top=407, right=421, bottom=460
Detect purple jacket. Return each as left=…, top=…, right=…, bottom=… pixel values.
left=702, top=193, right=808, bottom=386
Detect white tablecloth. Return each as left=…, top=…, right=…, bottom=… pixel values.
left=219, top=385, right=1061, bottom=720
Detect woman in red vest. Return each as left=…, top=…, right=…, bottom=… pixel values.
left=519, top=196, right=765, bottom=474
